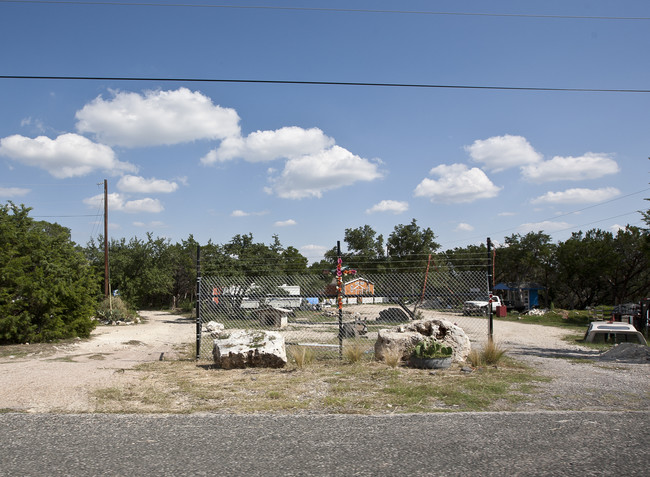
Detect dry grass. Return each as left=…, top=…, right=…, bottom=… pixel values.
left=288, top=346, right=315, bottom=369
left=468, top=340, right=507, bottom=367
left=343, top=342, right=368, bottom=363
left=91, top=346, right=545, bottom=414
left=381, top=347, right=403, bottom=368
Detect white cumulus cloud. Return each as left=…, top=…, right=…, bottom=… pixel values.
left=231, top=209, right=269, bottom=217
left=522, top=153, right=619, bottom=182
left=267, top=145, right=383, bottom=199
left=300, top=244, right=329, bottom=264
left=75, top=88, right=241, bottom=147
left=83, top=193, right=164, bottom=214
left=274, top=219, right=297, bottom=227
left=0, top=133, right=136, bottom=178
left=366, top=200, right=409, bottom=214
left=518, top=220, right=572, bottom=234
left=465, top=134, right=542, bottom=172
left=0, top=187, right=30, bottom=198
left=455, top=222, right=474, bottom=232
left=414, top=163, right=501, bottom=204
left=201, top=126, right=334, bottom=164
left=531, top=187, right=620, bottom=205
left=117, top=175, right=179, bottom=194
left=133, top=220, right=165, bottom=228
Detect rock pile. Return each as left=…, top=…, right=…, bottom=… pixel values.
left=598, top=343, right=649, bottom=363
left=374, top=318, right=471, bottom=364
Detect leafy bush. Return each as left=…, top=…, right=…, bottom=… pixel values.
left=96, top=296, right=138, bottom=323
left=0, top=203, right=97, bottom=344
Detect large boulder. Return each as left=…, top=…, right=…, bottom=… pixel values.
left=213, top=330, right=287, bottom=369
left=374, top=318, right=471, bottom=364
left=377, top=307, right=410, bottom=323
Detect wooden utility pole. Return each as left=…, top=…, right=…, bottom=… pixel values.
left=104, top=179, right=109, bottom=299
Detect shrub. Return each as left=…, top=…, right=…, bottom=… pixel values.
left=0, top=203, right=97, bottom=344
left=96, top=296, right=137, bottom=323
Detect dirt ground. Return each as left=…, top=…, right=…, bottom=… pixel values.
left=0, top=310, right=647, bottom=413
left=0, top=311, right=195, bottom=413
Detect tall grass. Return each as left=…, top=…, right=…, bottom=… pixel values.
left=382, top=347, right=403, bottom=368
left=288, top=346, right=315, bottom=369
left=468, top=340, right=507, bottom=367
left=343, top=343, right=366, bottom=363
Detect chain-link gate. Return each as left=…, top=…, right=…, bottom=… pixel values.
left=196, top=269, right=491, bottom=361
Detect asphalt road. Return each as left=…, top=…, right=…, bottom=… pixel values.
left=1, top=411, right=647, bottom=476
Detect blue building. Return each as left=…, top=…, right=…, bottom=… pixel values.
left=493, top=283, right=544, bottom=311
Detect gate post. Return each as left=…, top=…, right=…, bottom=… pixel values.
left=337, top=241, right=343, bottom=359
left=487, top=237, right=493, bottom=342
left=196, top=245, right=201, bottom=360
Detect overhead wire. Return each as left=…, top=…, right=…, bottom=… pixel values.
left=1, top=0, right=649, bottom=21
left=1, top=75, right=648, bottom=94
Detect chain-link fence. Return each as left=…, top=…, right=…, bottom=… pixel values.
left=196, top=269, right=492, bottom=360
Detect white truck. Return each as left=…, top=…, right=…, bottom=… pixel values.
left=463, top=295, right=502, bottom=315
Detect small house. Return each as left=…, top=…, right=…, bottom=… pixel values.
left=344, top=277, right=375, bottom=296
left=493, top=283, right=544, bottom=311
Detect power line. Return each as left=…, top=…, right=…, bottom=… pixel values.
left=439, top=187, right=650, bottom=249
left=1, top=75, right=649, bottom=94
left=32, top=214, right=98, bottom=217
left=2, top=1, right=649, bottom=21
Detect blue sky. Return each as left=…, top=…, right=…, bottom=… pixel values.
left=1, top=0, right=649, bottom=262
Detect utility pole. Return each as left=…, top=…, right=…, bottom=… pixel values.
left=104, top=179, right=109, bottom=299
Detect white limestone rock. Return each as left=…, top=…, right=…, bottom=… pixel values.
left=213, top=329, right=287, bottom=369
left=374, top=318, right=471, bottom=364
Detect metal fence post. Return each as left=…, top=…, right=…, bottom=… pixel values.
left=196, top=245, right=201, bottom=361
left=337, top=241, right=343, bottom=359
left=487, top=237, right=493, bottom=342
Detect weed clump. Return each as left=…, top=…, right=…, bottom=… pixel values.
left=382, top=347, right=402, bottom=368
left=343, top=343, right=366, bottom=363
left=289, top=346, right=315, bottom=369
left=468, top=340, right=507, bottom=367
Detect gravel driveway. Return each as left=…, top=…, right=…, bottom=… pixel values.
left=0, top=311, right=647, bottom=413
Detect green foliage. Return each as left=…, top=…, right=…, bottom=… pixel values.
left=387, top=219, right=440, bottom=270
left=0, top=202, right=97, bottom=344
left=411, top=340, right=453, bottom=359
left=96, top=296, right=137, bottom=322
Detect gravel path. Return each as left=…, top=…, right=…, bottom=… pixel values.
left=0, top=311, right=195, bottom=413
left=0, top=311, right=647, bottom=413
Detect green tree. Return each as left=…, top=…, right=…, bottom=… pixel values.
left=605, top=226, right=649, bottom=305
left=553, top=229, right=617, bottom=308
left=441, top=244, right=488, bottom=272
left=387, top=219, right=440, bottom=271
left=0, top=203, right=97, bottom=344
left=494, top=232, right=555, bottom=306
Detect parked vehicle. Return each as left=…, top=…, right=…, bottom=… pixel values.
left=463, top=295, right=502, bottom=315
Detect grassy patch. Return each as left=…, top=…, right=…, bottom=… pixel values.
left=561, top=334, right=613, bottom=351
left=498, top=310, right=592, bottom=331
left=91, top=349, right=549, bottom=414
